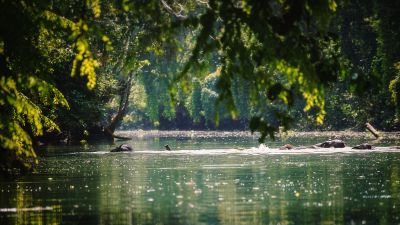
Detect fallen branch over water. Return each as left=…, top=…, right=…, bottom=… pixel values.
left=104, top=127, right=131, bottom=140
left=365, top=122, right=381, bottom=139
left=111, top=133, right=132, bottom=140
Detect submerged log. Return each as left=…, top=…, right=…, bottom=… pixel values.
left=365, top=122, right=381, bottom=139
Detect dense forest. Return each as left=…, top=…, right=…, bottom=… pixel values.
left=1, top=0, right=399, bottom=173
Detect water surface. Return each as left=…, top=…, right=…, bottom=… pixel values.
left=1, top=131, right=400, bottom=225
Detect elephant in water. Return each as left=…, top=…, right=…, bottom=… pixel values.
left=352, top=143, right=373, bottom=149
left=279, top=144, right=294, bottom=150
left=315, top=140, right=374, bottom=149
left=279, top=139, right=346, bottom=150
left=111, top=144, right=133, bottom=152
left=314, top=139, right=346, bottom=148
left=279, top=140, right=376, bottom=150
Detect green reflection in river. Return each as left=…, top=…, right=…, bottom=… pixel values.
left=1, top=134, right=400, bottom=225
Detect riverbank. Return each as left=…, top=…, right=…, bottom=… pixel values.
left=116, top=130, right=400, bottom=140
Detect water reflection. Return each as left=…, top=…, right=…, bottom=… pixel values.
left=1, top=134, right=400, bottom=224
left=0, top=182, right=62, bottom=224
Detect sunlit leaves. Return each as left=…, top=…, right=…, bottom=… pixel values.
left=43, top=7, right=101, bottom=90
left=88, top=0, right=101, bottom=18
left=42, top=10, right=74, bottom=30
left=329, top=0, right=337, bottom=12
left=0, top=75, right=68, bottom=171
left=0, top=0, right=101, bottom=173
left=102, top=35, right=113, bottom=51
left=70, top=21, right=99, bottom=89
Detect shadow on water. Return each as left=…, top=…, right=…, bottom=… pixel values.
left=1, top=131, right=400, bottom=225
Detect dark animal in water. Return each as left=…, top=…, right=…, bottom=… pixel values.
left=315, top=139, right=346, bottom=148
left=111, top=144, right=133, bottom=152
left=279, top=144, right=293, bottom=150
left=352, top=143, right=373, bottom=149
left=280, top=140, right=376, bottom=150
left=165, top=144, right=171, bottom=151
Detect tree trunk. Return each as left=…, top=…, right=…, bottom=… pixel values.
left=102, top=30, right=135, bottom=140
left=104, top=74, right=133, bottom=139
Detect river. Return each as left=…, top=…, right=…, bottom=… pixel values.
left=1, top=131, right=400, bottom=225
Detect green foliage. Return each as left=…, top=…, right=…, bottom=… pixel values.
left=141, top=72, right=160, bottom=125
left=231, top=74, right=250, bottom=120
left=336, top=0, right=400, bottom=129
left=159, top=76, right=176, bottom=120
left=188, top=78, right=203, bottom=123
left=0, top=76, right=68, bottom=172
left=389, top=63, right=400, bottom=120
left=201, top=70, right=220, bottom=124
left=0, top=0, right=104, bottom=173
left=180, top=0, right=341, bottom=140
